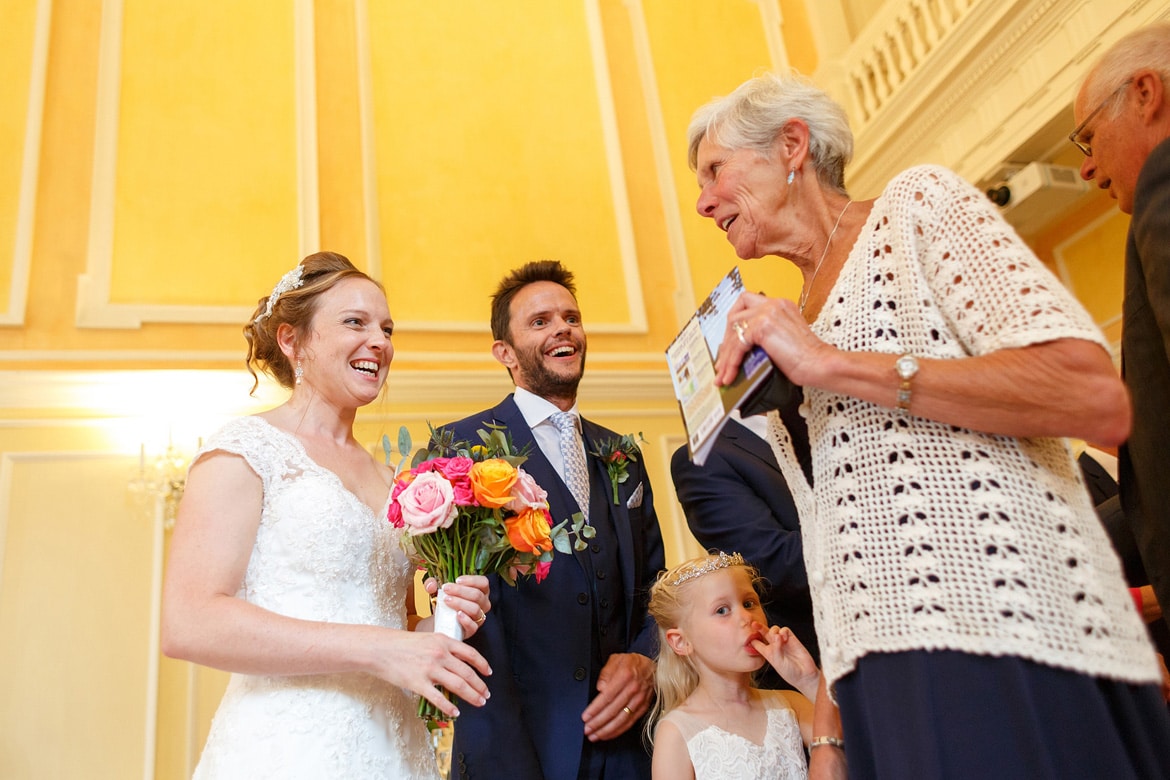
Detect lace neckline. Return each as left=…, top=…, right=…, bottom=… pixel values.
left=247, top=415, right=391, bottom=518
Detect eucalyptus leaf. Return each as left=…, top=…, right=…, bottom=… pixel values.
left=553, top=534, right=573, bottom=555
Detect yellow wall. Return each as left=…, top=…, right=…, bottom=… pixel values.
left=0, top=2, right=822, bottom=777
left=0, top=1, right=1136, bottom=777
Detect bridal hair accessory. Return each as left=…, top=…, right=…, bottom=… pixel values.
left=787, top=169, right=795, bottom=185
left=254, top=264, right=305, bottom=324
left=668, top=551, right=746, bottom=586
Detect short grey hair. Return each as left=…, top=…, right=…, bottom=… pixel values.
left=687, top=72, right=854, bottom=194
left=1082, top=22, right=1170, bottom=114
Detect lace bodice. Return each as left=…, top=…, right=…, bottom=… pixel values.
left=191, top=416, right=440, bottom=780
left=662, top=691, right=807, bottom=780
left=764, top=166, right=1160, bottom=693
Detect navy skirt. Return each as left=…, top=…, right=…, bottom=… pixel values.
left=834, top=650, right=1170, bottom=780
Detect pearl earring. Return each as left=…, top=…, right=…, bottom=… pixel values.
left=787, top=169, right=795, bottom=185
left=295, top=360, right=304, bottom=385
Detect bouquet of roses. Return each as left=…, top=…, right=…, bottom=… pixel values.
left=385, top=423, right=588, bottom=729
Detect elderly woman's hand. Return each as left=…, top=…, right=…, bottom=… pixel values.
left=714, top=291, right=834, bottom=389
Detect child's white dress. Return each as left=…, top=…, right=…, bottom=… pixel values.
left=661, top=690, right=807, bottom=780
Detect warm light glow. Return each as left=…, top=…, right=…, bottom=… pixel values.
left=0, top=370, right=285, bottom=454
left=104, top=371, right=287, bottom=454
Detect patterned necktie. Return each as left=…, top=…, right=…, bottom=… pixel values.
left=550, top=411, right=590, bottom=523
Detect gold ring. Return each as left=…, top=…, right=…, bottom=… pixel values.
left=622, top=706, right=632, bottom=717
left=732, top=320, right=749, bottom=347
left=475, top=611, right=487, bottom=626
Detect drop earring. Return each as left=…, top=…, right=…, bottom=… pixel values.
left=295, top=360, right=304, bottom=385
left=787, top=169, right=795, bottom=185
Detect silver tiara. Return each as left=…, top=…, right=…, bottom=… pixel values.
left=253, top=265, right=305, bottom=324
left=667, top=551, right=746, bottom=586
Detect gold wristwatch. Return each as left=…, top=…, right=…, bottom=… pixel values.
left=895, top=354, right=918, bottom=412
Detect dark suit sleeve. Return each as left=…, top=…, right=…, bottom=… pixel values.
left=625, top=457, right=666, bottom=659
left=670, top=443, right=808, bottom=599
left=1133, top=138, right=1170, bottom=365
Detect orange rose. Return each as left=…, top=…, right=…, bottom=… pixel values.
left=505, top=507, right=553, bottom=554
left=469, top=458, right=517, bottom=508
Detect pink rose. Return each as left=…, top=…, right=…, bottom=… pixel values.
left=534, top=560, right=552, bottom=583
left=418, top=457, right=476, bottom=506
left=441, top=458, right=476, bottom=505
left=386, top=473, right=414, bottom=528
left=395, top=471, right=458, bottom=533
left=387, top=500, right=404, bottom=528
left=434, top=457, right=474, bottom=482
left=507, top=468, right=549, bottom=512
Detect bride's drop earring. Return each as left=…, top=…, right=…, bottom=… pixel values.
left=787, top=169, right=795, bottom=185
left=295, top=360, right=304, bottom=385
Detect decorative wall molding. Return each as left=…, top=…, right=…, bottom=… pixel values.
left=76, top=0, right=318, bottom=329
left=751, top=0, right=790, bottom=73
left=623, top=0, right=697, bottom=325
left=826, top=0, right=1170, bottom=199
left=0, top=451, right=151, bottom=777
left=585, top=0, right=648, bottom=334
left=654, top=432, right=704, bottom=565
left=0, top=368, right=678, bottom=413
left=0, top=0, right=50, bottom=327
left=353, top=0, right=382, bottom=282
left=0, top=348, right=672, bottom=365
left=362, top=2, right=649, bottom=336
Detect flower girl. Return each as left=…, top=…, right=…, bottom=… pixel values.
left=647, top=552, right=832, bottom=780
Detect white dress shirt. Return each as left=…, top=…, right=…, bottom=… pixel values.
left=512, top=386, right=584, bottom=482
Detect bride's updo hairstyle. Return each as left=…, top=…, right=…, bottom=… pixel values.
left=243, top=251, right=382, bottom=394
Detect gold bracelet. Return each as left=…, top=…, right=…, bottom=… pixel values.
left=810, top=736, right=845, bottom=750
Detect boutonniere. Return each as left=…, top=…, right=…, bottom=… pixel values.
left=590, top=432, right=646, bottom=504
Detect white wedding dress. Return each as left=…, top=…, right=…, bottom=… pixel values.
left=191, top=416, right=440, bottom=780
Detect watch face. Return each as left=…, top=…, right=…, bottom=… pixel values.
left=896, top=355, right=918, bottom=379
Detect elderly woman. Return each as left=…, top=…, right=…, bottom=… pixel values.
left=689, top=73, right=1170, bottom=780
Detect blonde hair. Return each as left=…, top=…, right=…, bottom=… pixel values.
left=644, top=552, right=759, bottom=745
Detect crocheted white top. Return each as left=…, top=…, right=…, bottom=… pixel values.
left=765, top=165, right=1160, bottom=693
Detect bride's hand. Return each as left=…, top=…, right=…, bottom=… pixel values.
left=367, top=628, right=492, bottom=718
left=425, top=575, right=492, bottom=638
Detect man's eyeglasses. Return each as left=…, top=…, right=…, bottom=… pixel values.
left=1069, top=79, right=1132, bottom=157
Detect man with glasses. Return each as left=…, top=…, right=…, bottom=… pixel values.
left=1073, top=22, right=1170, bottom=640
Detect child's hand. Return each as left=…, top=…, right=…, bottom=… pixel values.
left=750, top=623, right=820, bottom=701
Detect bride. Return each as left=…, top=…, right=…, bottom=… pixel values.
left=162, top=252, right=492, bottom=779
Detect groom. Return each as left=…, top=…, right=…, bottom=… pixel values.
left=441, top=260, right=664, bottom=780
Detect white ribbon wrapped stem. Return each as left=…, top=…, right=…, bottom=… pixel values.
left=433, top=597, right=464, bottom=642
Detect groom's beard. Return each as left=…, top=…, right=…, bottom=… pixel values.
left=513, top=339, right=586, bottom=401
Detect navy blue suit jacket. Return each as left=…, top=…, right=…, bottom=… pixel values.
left=443, top=395, right=664, bottom=780
left=670, top=418, right=819, bottom=671
left=1120, top=135, right=1170, bottom=636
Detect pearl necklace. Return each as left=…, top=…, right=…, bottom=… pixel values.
left=799, top=200, right=853, bottom=313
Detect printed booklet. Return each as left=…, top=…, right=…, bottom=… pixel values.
left=666, top=267, right=795, bottom=465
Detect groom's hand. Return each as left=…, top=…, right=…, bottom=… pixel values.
left=582, top=652, right=654, bottom=741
